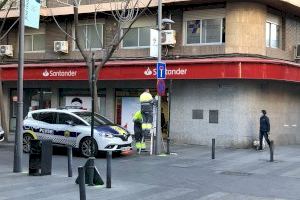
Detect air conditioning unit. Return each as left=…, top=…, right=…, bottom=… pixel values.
left=54, top=41, right=68, bottom=54
left=0, top=45, right=13, bottom=57
left=161, top=30, right=176, bottom=46
left=295, top=44, right=300, bottom=60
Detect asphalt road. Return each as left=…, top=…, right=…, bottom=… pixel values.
left=1, top=142, right=300, bottom=200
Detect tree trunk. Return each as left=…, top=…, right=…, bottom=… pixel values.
left=93, top=80, right=100, bottom=113
left=0, top=80, right=9, bottom=142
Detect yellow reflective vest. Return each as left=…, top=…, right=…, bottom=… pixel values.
left=133, top=111, right=143, bottom=123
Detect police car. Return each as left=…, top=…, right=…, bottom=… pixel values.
left=0, top=126, right=4, bottom=142
left=23, top=107, right=133, bottom=157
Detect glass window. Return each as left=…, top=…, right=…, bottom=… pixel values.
left=39, top=112, right=56, bottom=124
left=123, top=27, right=150, bottom=48
left=58, top=113, right=85, bottom=125
left=24, top=34, right=45, bottom=52
left=187, top=20, right=201, bottom=44
left=186, top=19, right=223, bottom=45
left=266, top=22, right=280, bottom=48
left=74, top=112, right=114, bottom=126
left=202, top=19, right=221, bottom=43
left=75, top=24, right=103, bottom=50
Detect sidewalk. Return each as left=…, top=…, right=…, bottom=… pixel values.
left=1, top=143, right=300, bottom=200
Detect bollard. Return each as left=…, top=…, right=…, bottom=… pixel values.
left=270, top=140, right=274, bottom=162
left=78, top=166, right=86, bottom=200
left=87, top=166, right=94, bottom=186
left=106, top=151, right=112, bottom=188
left=166, top=138, right=170, bottom=154
left=212, top=138, right=215, bottom=159
left=67, top=146, right=73, bottom=177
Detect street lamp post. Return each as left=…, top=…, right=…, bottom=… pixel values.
left=13, top=0, right=25, bottom=173
left=155, top=0, right=162, bottom=155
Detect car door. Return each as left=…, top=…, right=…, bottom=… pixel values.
left=55, top=112, right=86, bottom=147
left=33, top=112, right=57, bottom=141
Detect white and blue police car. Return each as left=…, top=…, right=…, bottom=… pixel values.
left=0, top=126, right=4, bottom=142
left=23, top=107, right=133, bottom=157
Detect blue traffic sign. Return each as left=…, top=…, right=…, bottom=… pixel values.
left=156, top=62, right=166, bottom=79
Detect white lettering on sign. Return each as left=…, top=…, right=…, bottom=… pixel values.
left=42, top=69, right=77, bottom=77
left=144, top=67, right=187, bottom=76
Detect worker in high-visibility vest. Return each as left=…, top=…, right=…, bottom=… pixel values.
left=133, top=110, right=143, bottom=149
left=139, top=89, right=154, bottom=134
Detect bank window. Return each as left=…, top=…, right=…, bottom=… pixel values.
left=266, top=22, right=280, bottom=48
left=209, top=110, right=218, bottom=124
left=186, top=18, right=225, bottom=45
left=25, top=34, right=45, bottom=52
left=192, top=110, right=203, bottom=119
left=74, top=23, right=103, bottom=50
left=122, top=27, right=151, bottom=48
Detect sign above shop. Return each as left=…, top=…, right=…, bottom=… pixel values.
left=2, top=59, right=300, bottom=83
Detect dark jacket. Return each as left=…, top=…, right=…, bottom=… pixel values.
left=260, top=115, right=270, bottom=132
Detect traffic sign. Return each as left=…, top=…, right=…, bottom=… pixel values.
left=157, top=79, right=166, bottom=96
left=156, top=62, right=166, bottom=79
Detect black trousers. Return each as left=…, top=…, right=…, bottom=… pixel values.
left=134, top=122, right=143, bottom=142
left=259, top=131, right=271, bottom=149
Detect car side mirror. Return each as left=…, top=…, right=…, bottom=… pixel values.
left=66, top=120, right=75, bottom=126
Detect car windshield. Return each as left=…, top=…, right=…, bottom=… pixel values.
left=74, top=112, right=114, bottom=126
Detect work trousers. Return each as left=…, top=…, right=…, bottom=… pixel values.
left=134, top=123, right=143, bottom=142
left=141, top=111, right=153, bottom=131
left=259, top=131, right=271, bottom=149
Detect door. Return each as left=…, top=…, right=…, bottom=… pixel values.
left=33, top=112, right=57, bottom=141
left=55, top=112, right=86, bottom=147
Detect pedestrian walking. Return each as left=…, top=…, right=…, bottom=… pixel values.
left=259, top=110, right=271, bottom=150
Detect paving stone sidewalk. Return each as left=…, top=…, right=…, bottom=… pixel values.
left=1, top=143, right=300, bottom=200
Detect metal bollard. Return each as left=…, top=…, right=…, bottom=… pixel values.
left=212, top=138, right=215, bottom=159
left=106, top=151, right=112, bottom=188
left=67, top=146, right=73, bottom=177
left=270, top=140, right=274, bottom=162
left=166, top=138, right=170, bottom=155
left=78, top=166, right=86, bottom=200
left=87, top=165, right=94, bottom=186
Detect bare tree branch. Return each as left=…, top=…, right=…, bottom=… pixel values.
left=50, top=8, right=75, bottom=40
left=95, top=0, right=152, bottom=76
left=0, top=17, right=18, bottom=41
left=0, top=0, right=13, bottom=36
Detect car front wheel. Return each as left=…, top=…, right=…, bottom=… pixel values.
left=79, top=137, right=98, bottom=158
left=23, top=133, right=34, bottom=153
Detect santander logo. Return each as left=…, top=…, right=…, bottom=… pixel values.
left=144, top=67, right=188, bottom=77
left=144, top=67, right=152, bottom=76
left=43, top=70, right=50, bottom=77
left=42, top=69, right=77, bottom=77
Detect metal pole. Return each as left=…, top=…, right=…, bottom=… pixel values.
left=155, top=0, right=162, bottom=155
left=67, top=146, right=73, bottom=177
left=13, top=0, right=24, bottom=173
left=106, top=151, right=112, bottom=188
left=91, top=54, right=95, bottom=156
left=78, top=166, right=86, bottom=200
left=270, top=140, right=274, bottom=162
left=167, top=79, right=173, bottom=154
left=212, top=138, right=215, bottom=159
